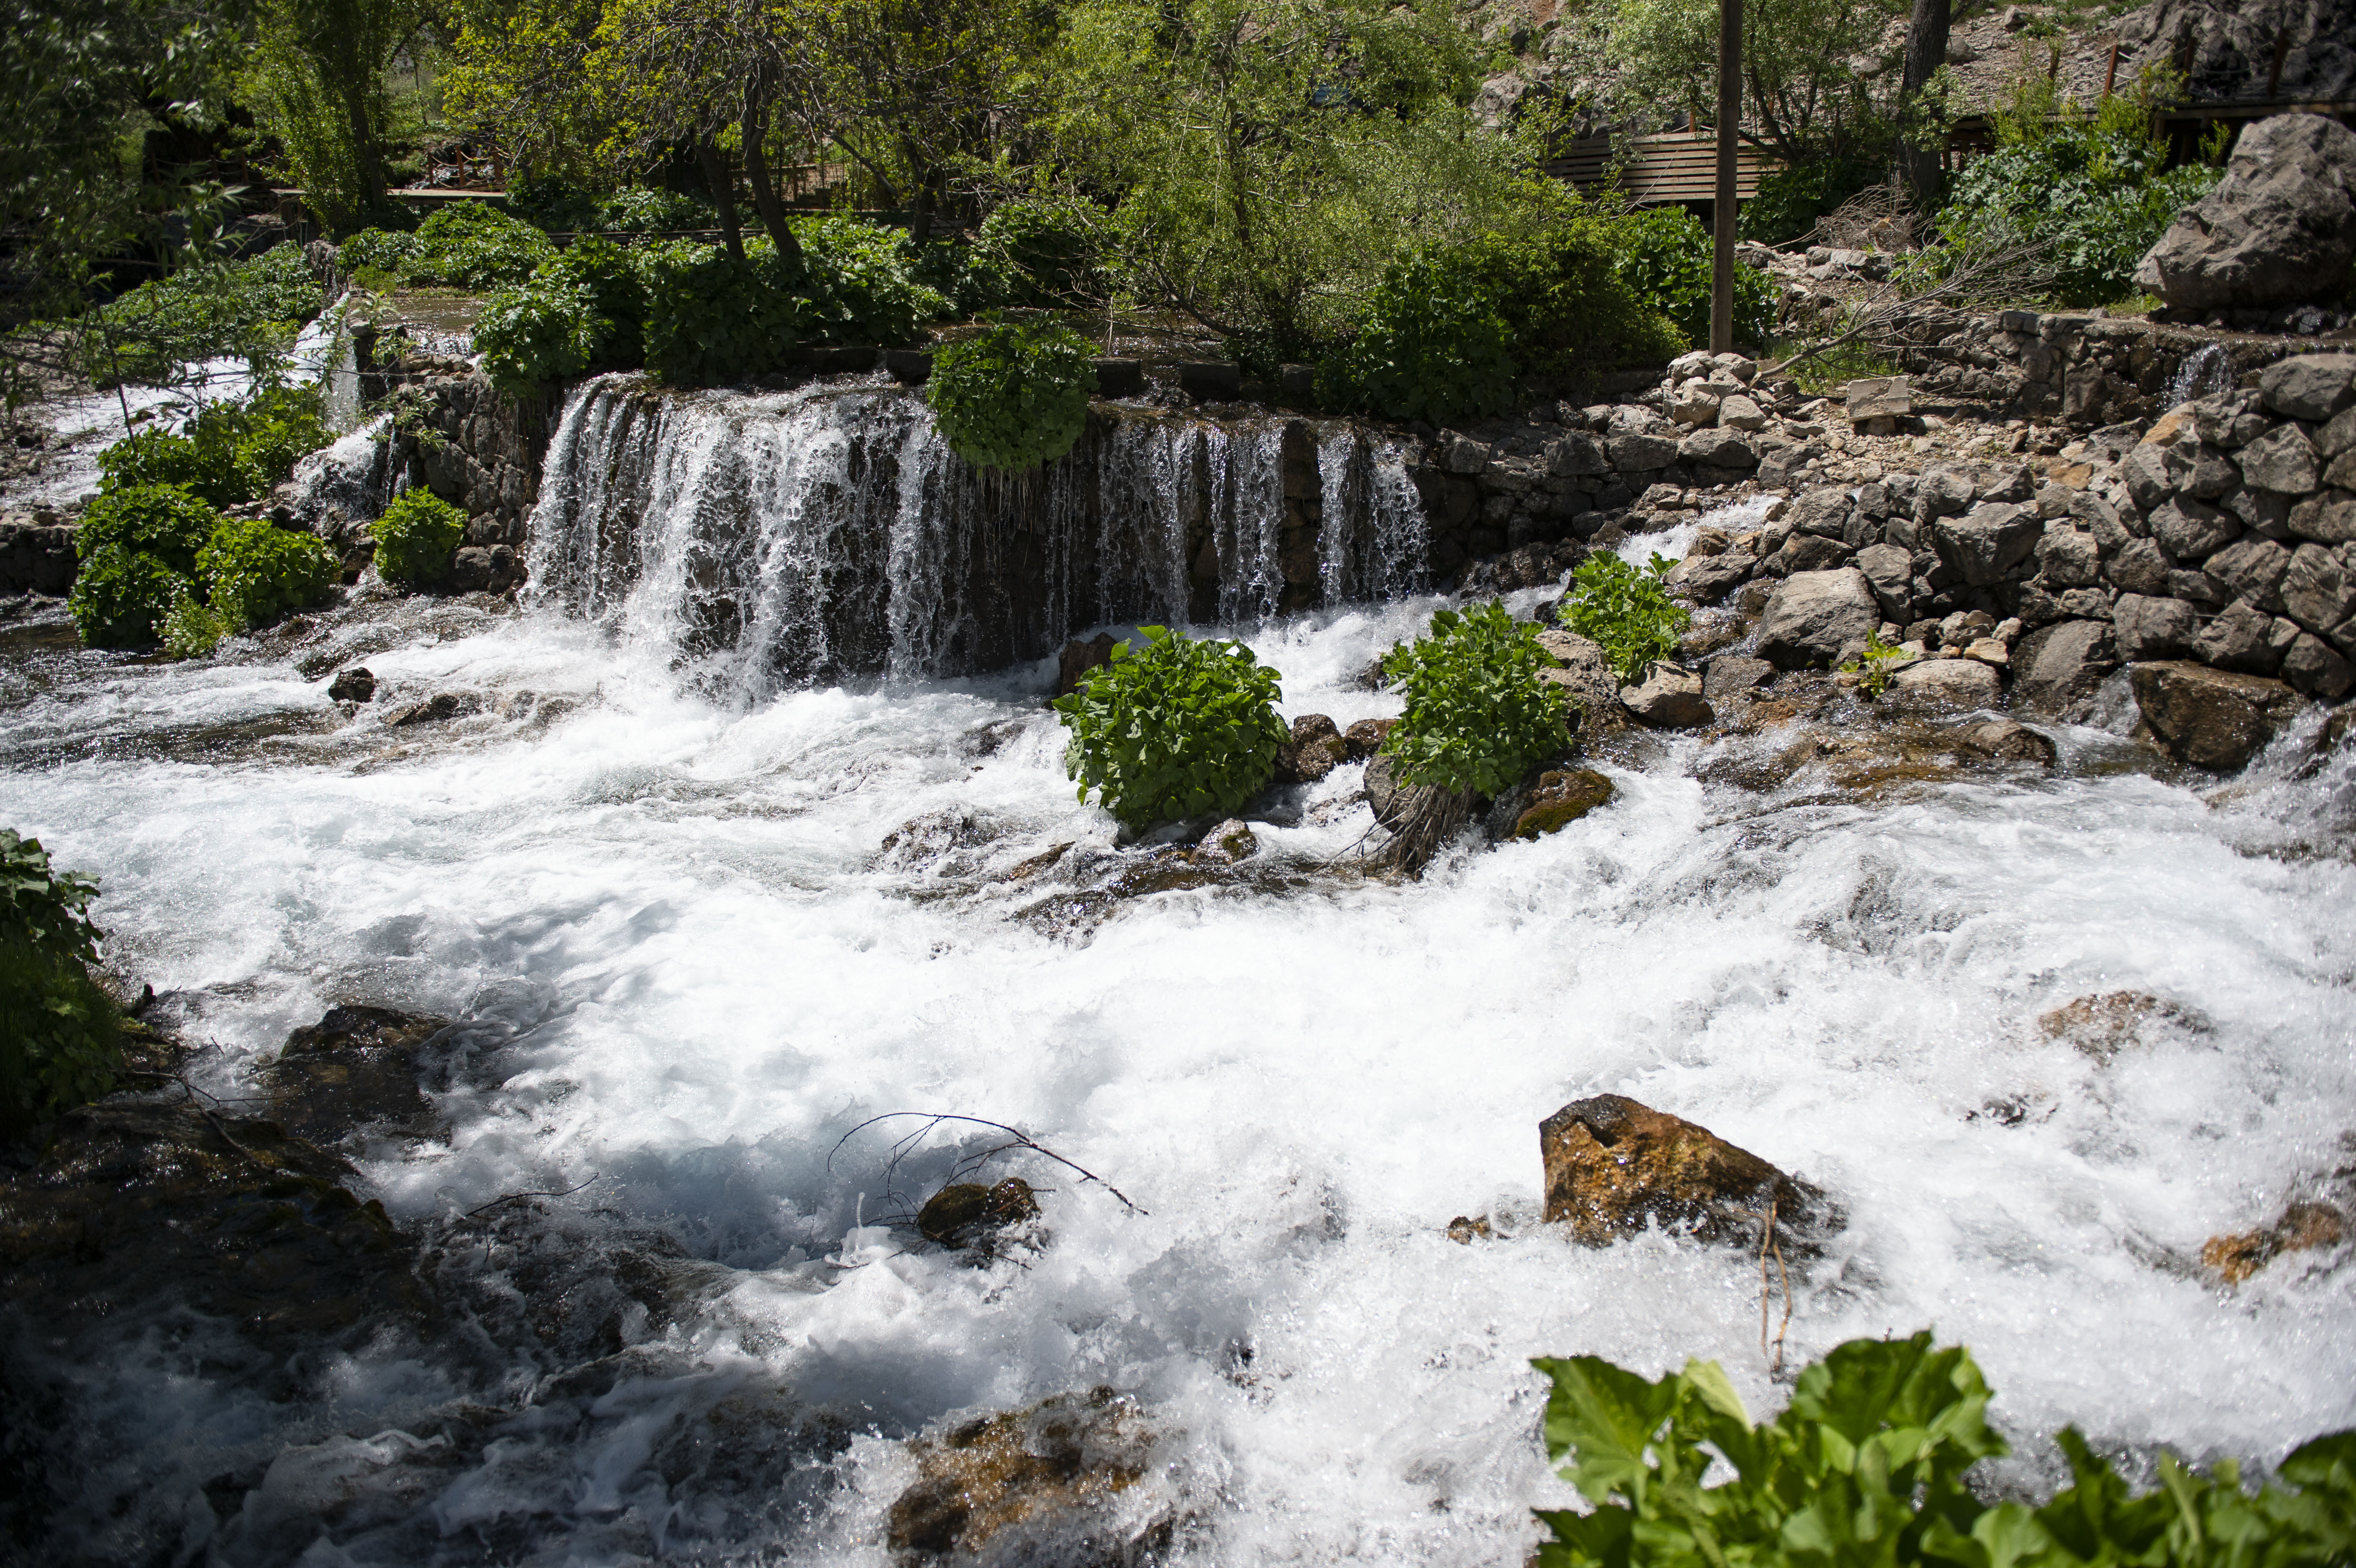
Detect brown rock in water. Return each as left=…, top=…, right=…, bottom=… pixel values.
left=1342, top=718, right=1393, bottom=760
left=2130, top=661, right=2308, bottom=771
left=1514, top=769, right=1615, bottom=838
left=916, top=1177, right=1041, bottom=1252
left=1057, top=633, right=1119, bottom=698
left=262, top=1004, right=455, bottom=1143
left=886, top=1388, right=1165, bottom=1562
left=2203, top=1201, right=2346, bottom=1284
left=2037, top=991, right=2211, bottom=1061
left=1274, top=714, right=1349, bottom=784
left=1539, top=1095, right=1826, bottom=1247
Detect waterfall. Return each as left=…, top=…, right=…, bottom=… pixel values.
left=2167, top=342, right=2231, bottom=406
left=524, top=375, right=1433, bottom=697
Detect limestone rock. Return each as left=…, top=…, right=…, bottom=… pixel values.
left=2149, top=495, right=2242, bottom=560
left=2237, top=425, right=2322, bottom=496
left=2038, top=991, right=2211, bottom=1061
left=1846, top=376, right=1910, bottom=423
left=1195, top=819, right=1259, bottom=864
left=2012, top=619, right=2117, bottom=716
left=2137, top=114, right=2356, bottom=310
left=1718, top=394, right=1767, bottom=432
left=1620, top=663, right=1713, bottom=728
left=1342, top=718, right=1393, bottom=760
left=1704, top=655, right=1776, bottom=702
left=1678, top=428, right=1758, bottom=470
left=886, top=1389, right=1166, bottom=1562
left=1274, top=714, right=1349, bottom=784
left=2259, top=353, right=2356, bottom=422
left=1670, top=384, right=1724, bottom=426
left=2283, top=631, right=2356, bottom=698
left=916, top=1178, right=1042, bottom=1252
left=1670, top=550, right=1753, bottom=604
left=2203, top=1201, right=2347, bottom=1285
left=2206, top=536, right=2295, bottom=613
left=1512, top=769, right=1615, bottom=838
left=1886, top=657, right=2002, bottom=711
left=2130, top=660, right=2308, bottom=769
left=1755, top=568, right=1881, bottom=670
left=1537, top=629, right=1625, bottom=732
left=2193, top=598, right=2294, bottom=675
left=1538, top=1095, right=1830, bottom=1247
left=2113, top=593, right=2200, bottom=660
left=1932, top=502, right=2040, bottom=587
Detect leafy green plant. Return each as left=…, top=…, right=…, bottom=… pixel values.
left=1842, top=627, right=1910, bottom=697
left=98, top=385, right=333, bottom=507
left=638, top=239, right=806, bottom=386
left=1565, top=552, right=1692, bottom=681
left=196, top=516, right=338, bottom=625
left=784, top=218, right=950, bottom=348
left=1380, top=601, right=1567, bottom=796
left=369, top=489, right=467, bottom=587
left=1741, top=154, right=1887, bottom=247
left=0, top=829, right=123, bottom=1136
left=473, top=235, right=651, bottom=395
left=339, top=202, right=556, bottom=289
left=78, top=244, right=327, bottom=388
left=1611, top=208, right=1781, bottom=352
left=966, top=191, right=1113, bottom=308
left=1531, top=1333, right=2356, bottom=1568
left=927, top=318, right=1098, bottom=471
left=68, top=546, right=190, bottom=649
left=74, top=483, right=219, bottom=577
left=1052, top=626, right=1288, bottom=829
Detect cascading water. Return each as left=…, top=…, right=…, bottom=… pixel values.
left=2167, top=341, right=2233, bottom=406
left=524, top=374, right=1433, bottom=697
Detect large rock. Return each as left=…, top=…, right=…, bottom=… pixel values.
left=2237, top=425, right=2322, bottom=496
left=2113, top=593, right=2200, bottom=660
left=2137, top=114, right=2356, bottom=310
left=1273, top=713, right=1348, bottom=784
left=2205, top=535, right=2294, bottom=612
left=886, top=1389, right=1167, bottom=1563
left=1671, top=550, right=1754, bottom=605
left=1539, top=1095, right=1830, bottom=1247
left=2149, top=495, right=2242, bottom=560
left=1537, top=628, right=1625, bottom=734
left=1619, top=664, right=1713, bottom=728
left=2012, top=619, right=2118, bottom=715
left=1932, top=502, right=2040, bottom=587
left=1511, top=769, right=1616, bottom=838
left=1886, top=657, right=2002, bottom=711
left=2194, top=598, right=2296, bottom=674
left=2259, top=354, right=2356, bottom=423
left=259, top=1005, right=457, bottom=1144
left=2283, top=632, right=2356, bottom=699
left=1854, top=542, right=1914, bottom=619
left=1676, top=428, right=1757, bottom=469
left=916, top=1178, right=1042, bottom=1252
left=2130, top=660, right=2308, bottom=769
left=2283, top=541, right=2356, bottom=638
left=1755, top=568, right=1880, bottom=670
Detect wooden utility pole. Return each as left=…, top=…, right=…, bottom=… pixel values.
left=1711, top=0, right=1742, bottom=353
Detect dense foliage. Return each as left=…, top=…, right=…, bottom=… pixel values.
left=1612, top=208, right=1781, bottom=352
left=68, top=544, right=191, bottom=649
left=196, top=517, right=339, bottom=626
left=510, top=179, right=718, bottom=234
left=1927, top=85, right=2219, bottom=306
left=70, top=483, right=337, bottom=650
left=1053, top=627, right=1289, bottom=829
left=0, top=829, right=122, bottom=1137
left=1606, top=0, right=1906, bottom=168
left=1533, top=1333, right=2356, bottom=1568
left=1565, top=551, right=1691, bottom=680
left=370, top=489, right=467, bottom=587
left=960, top=191, right=1113, bottom=310
left=74, top=483, right=218, bottom=578
left=80, top=246, right=329, bottom=390
left=1321, top=225, right=1685, bottom=424
left=1740, top=153, right=1886, bottom=247
left=96, top=386, right=334, bottom=507
left=1380, top=602, right=1567, bottom=796
left=341, top=202, right=558, bottom=289
left=926, top=319, right=1098, bottom=471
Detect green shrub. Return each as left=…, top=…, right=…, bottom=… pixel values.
left=162, top=581, right=236, bottom=659
left=1927, top=97, right=2220, bottom=306
left=635, top=239, right=797, bottom=386
left=196, top=517, right=338, bottom=625
left=1564, top=551, right=1691, bottom=680
left=75, top=484, right=218, bottom=577
left=595, top=186, right=717, bottom=233
left=1380, top=601, right=1567, bottom=795
left=785, top=218, right=950, bottom=348
left=1320, top=227, right=1685, bottom=425
left=370, top=489, right=467, bottom=587
left=0, top=829, right=124, bottom=1136
left=967, top=192, right=1111, bottom=307
left=98, top=386, right=334, bottom=507
left=1053, top=626, right=1289, bottom=829
left=340, top=202, right=555, bottom=289
left=68, top=546, right=189, bottom=648
left=80, top=244, right=327, bottom=388
left=1609, top=207, right=1780, bottom=351
left=927, top=318, right=1098, bottom=471
left=1532, top=1333, right=2356, bottom=1568
left=475, top=236, right=652, bottom=394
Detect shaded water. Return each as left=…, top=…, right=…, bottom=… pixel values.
left=1, top=469, right=2352, bottom=1563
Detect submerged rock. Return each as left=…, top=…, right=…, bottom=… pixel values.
left=917, top=1178, right=1042, bottom=1253
left=327, top=666, right=377, bottom=702
left=1513, top=769, right=1615, bottom=838
left=1273, top=714, right=1348, bottom=784
left=1195, top=818, right=1258, bottom=864
left=2203, top=1200, right=2346, bottom=1284
left=1538, top=1095, right=1830, bottom=1248
left=2130, top=660, right=2308, bottom=770
left=2038, top=991, right=2212, bottom=1061
left=260, top=1004, right=455, bottom=1143
left=886, top=1388, right=1167, bottom=1564
left=1342, top=718, right=1392, bottom=760
left=1953, top=719, right=2059, bottom=769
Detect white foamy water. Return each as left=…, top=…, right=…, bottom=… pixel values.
left=2, top=520, right=2352, bottom=1563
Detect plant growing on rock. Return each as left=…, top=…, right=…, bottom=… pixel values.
left=0, top=829, right=123, bottom=1135
left=1565, top=553, right=1691, bottom=682
left=927, top=318, right=1098, bottom=472
left=67, top=484, right=224, bottom=647
left=1380, top=601, right=1566, bottom=797
left=1842, top=627, right=1910, bottom=698
left=194, top=517, right=338, bottom=627
left=98, top=385, right=334, bottom=507
left=1533, top=1332, right=2356, bottom=1568
left=370, top=490, right=467, bottom=588
left=1053, top=626, right=1287, bottom=829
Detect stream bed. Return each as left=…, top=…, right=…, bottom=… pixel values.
left=2, top=530, right=2353, bottom=1563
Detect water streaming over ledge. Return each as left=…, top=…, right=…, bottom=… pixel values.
left=524, top=375, right=1431, bottom=696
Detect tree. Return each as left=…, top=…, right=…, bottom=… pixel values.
left=1898, top=0, right=1950, bottom=204
left=249, top=0, right=435, bottom=232
left=1607, top=0, right=1904, bottom=166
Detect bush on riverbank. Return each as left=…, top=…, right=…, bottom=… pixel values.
left=370, top=490, right=467, bottom=587
left=69, top=483, right=338, bottom=651
left=77, top=246, right=327, bottom=389
left=1563, top=552, right=1691, bottom=679
left=341, top=202, right=556, bottom=290
left=927, top=318, right=1098, bottom=471
left=1055, top=627, right=1289, bottom=829
left=1534, top=1332, right=2356, bottom=1568
left=0, top=830, right=123, bottom=1138
left=1380, top=602, right=1566, bottom=796
left=96, top=385, right=334, bottom=508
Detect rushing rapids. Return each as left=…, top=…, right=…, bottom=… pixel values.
left=1, top=395, right=2353, bottom=1560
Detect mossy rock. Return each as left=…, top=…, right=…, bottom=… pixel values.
left=1513, top=768, right=1615, bottom=838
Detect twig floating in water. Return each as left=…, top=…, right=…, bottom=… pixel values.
left=829, top=1111, right=1147, bottom=1217
left=465, top=1174, right=602, bottom=1219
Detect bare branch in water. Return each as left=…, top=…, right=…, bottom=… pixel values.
left=830, top=1111, right=1148, bottom=1216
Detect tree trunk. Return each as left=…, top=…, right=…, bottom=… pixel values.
left=740, top=98, right=803, bottom=265
left=698, top=139, right=744, bottom=265
left=1900, top=0, right=1952, bottom=207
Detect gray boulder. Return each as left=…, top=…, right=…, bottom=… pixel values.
left=1886, top=658, right=2002, bottom=712
left=2203, top=535, right=2294, bottom=613
left=1913, top=466, right=1976, bottom=522
left=2012, top=619, right=2117, bottom=715
left=1703, top=655, right=1776, bottom=702
left=2118, top=443, right=2189, bottom=511
left=1854, top=542, right=1915, bottom=619
left=2236, top=425, right=2322, bottom=496
left=2283, top=542, right=2356, bottom=640
left=2113, top=593, right=2200, bottom=660
left=1755, top=568, right=1881, bottom=670
left=1607, top=432, right=1680, bottom=473
left=1789, top=487, right=1854, bottom=539
left=2108, top=537, right=2176, bottom=597
left=1677, top=429, right=1757, bottom=469
left=2194, top=599, right=2299, bottom=675
left=2136, top=114, right=2356, bottom=310
left=2259, top=354, right=2356, bottom=423
left=1549, top=432, right=1609, bottom=477
left=2149, top=495, right=2242, bottom=560
left=2283, top=632, right=2356, bottom=699
left=1670, top=551, right=1754, bottom=605
left=2130, top=660, right=2308, bottom=770
left=1620, top=664, right=1714, bottom=728
left=1932, top=501, right=2040, bottom=587
left=2035, top=525, right=2103, bottom=588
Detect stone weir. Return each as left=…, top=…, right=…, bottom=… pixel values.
left=516, top=375, right=1433, bottom=696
